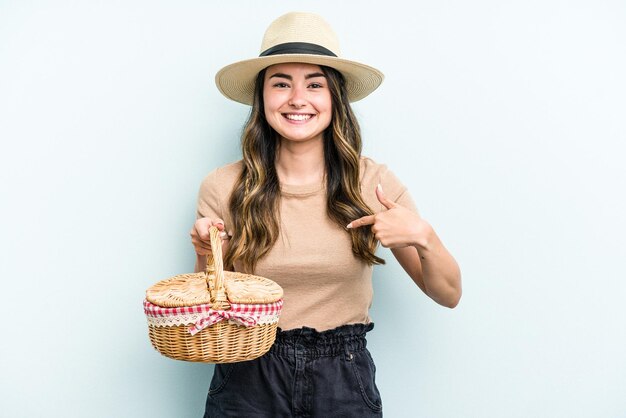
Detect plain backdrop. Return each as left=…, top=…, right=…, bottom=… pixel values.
left=1, top=1, right=625, bottom=417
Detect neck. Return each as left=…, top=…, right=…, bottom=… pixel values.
left=275, top=136, right=325, bottom=186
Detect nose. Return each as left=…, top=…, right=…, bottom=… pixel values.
left=288, top=85, right=307, bottom=108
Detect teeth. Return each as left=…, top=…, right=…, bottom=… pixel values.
left=285, top=114, right=312, bottom=121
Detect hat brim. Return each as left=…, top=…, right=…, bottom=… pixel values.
left=215, top=54, right=384, bottom=105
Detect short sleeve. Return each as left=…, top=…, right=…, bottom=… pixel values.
left=360, top=157, right=418, bottom=214
left=196, top=168, right=224, bottom=220
left=380, top=168, right=418, bottom=213
left=195, top=162, right=242, bottom=229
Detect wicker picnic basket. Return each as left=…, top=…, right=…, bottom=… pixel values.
left=144, top=227, right=283, bottom=363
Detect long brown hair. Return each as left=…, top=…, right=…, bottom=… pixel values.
left=225, top=65, right=384, bottom=272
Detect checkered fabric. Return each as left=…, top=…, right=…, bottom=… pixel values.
left=143, top=299, right=283, bottom=336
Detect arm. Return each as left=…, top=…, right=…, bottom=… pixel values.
left=348, top=185, right=462, bottom=308
left=391, top=231, right=461, bottom=308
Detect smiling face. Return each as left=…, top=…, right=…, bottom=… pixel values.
left=262, top=63, right=333, bottom=145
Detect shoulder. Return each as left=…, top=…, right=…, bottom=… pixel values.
left=199, top=160, right=243, bottom=194
left=359, top=156, right=393, bottom=187
left=359, top=156, right=417, bottom=212
left=196, top=160, right=243, bottom=220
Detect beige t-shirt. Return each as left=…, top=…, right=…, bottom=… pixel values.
left=197, top=156, right=417, bottom=331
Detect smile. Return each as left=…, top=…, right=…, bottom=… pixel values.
left=283, top=113, right=314, bottom=121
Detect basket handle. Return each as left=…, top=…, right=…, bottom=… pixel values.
left=205, top=226, right=230, bottom=310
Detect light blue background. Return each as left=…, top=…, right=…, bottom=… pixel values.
left=1, top=1, right=625, bottom=417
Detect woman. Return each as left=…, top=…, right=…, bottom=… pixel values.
left=190, top=12, right=461, bottom=417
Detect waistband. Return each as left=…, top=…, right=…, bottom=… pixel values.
left=269, top=323, right=374, bottom=359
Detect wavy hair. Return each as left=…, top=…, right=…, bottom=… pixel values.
left=225, top=65, right=384, bottom=272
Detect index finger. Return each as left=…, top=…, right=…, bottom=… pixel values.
left=347, top=215, right=375, bottom=229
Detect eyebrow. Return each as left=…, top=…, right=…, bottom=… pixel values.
left=268, top=72, right=327, bottom=80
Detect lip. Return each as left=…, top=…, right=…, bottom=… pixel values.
left=282, top=113, right=316, bottom=124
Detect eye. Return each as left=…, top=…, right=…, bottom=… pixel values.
left=308, top=82, right=324, bottom=89
left=272, top=82, right=290, bottom=88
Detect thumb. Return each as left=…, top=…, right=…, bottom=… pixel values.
left=211, top=219, right=228, bottom=239
left=376, top=184, right=397, bottom=210
left=212, top=219, right=225, bottom=230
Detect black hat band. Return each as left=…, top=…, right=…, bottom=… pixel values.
left=260, top=42, right=337, bottom=58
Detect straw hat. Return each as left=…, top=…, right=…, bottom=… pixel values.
left=215, top=12, right=384, bottom=105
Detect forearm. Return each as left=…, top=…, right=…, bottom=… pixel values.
left=348, top=184, right=462, bottom=307
left=415, top=229, right=462, bottom=308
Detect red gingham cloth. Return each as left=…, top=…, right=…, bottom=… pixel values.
left=143, top=299, right=283, bottom=336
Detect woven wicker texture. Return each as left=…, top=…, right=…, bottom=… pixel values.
left=146, top=273, right=212, bottom=307
left=147, top=321, right=278, bottom=363
left=144, top=226, right=283, bottom=363
left=146, top=270, right=283, bottom=307
left=223, top=274, right=283, bottom=304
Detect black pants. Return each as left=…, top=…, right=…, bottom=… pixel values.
left=204, top=323, right=382, bottom=417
